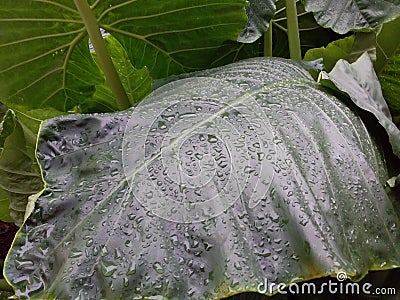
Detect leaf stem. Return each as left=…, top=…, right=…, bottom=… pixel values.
left=73, top=0, right=130, bottom=110
left=285, top=0, right=301, bottom=60
left=264, top=21, right=273, bottom=57
left=272, top=21, right=288, bottom=33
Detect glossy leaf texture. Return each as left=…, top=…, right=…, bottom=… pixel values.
left=238, top=0, right=275, bottom=43
left=0, top=0, right=247, bottom=114
left=5, top=58, right=400, bottom=299
left=303, top=0, right=400, bottom=34
left=322, top=52, right=400, bottom=158
left=0, top=110, right=43, bottom=225
left=240, top=0, right=400, bottom=44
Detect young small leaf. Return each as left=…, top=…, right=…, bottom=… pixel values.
left=0, top=110, right=43, bottom=225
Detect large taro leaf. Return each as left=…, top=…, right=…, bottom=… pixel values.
left=0, top=0, right=247, bottom=114
left=5, top=57, right=400, bottom=299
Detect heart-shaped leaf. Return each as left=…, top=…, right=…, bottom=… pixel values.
left=0, top=0, right=247, bottom=114
left=5, top=57, right=400, bottom=299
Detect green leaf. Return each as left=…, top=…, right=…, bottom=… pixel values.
left=89, top=35, right=152, bottom=112
left=379, top=48, right=400, bottom=112
left=303, top=31, right=378, bottom=73
left=0, top=110, right=43, bottom=226
left=238, top=0, right=276, bottom=43
left=303, top=0, right=400, bottom=34
left=100, top=1, right=247, bottom=74
left=5, top=57, right=399, bottom=299
left=12, top=106, right=65, bottom=161
left=305, top=16, right=400, bottom=92
left=211, top=40, right=264, bottom=66
left=375, top=17, right=400, bottom=113
left=304, top=35, right=356, bottom=71
left=238, top=0, right=381, bottom=57
left=0, top=105, right=12, bottom=222
left=322, top=52, right=400, bottom=158
left=0, top=278, right=13, bottom=294
left=0, top=0, right=247, bottom=113
left=0, top=1, right=103, bottom=112
left=272, top=1, right=345, bottom=58
left=375, top=17, right=400, bottom=73
left=0, top=189, right=12, bottom=223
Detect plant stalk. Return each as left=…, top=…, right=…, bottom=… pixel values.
left=264, top=21, right=273, bottom=57
left=285, top=0, right=302, bottom=60
left=74, top=0, right=130, bottom=110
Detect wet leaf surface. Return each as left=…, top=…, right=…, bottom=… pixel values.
left=5, top=57, right=400, bottom=299
left=304, top=0, right=400, bottom=34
